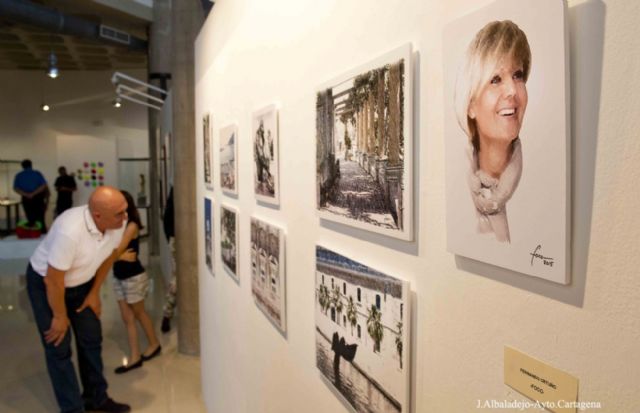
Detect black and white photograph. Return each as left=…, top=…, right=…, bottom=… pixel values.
left=250, top=217, right=285, bottom=332
left=203, top=112, right=213, bottom=189
left=315, top=246, right=410, bottom=413
left=252, top=105, right=279, bottom=205
left=316, top=44, right=413, bottom=241
left=220, top=123, right=238, bottom=196
left=220, top=204, right=238, bottom=281
left=443, top=0, right=570, bottom=283
left=204, top=196, right=213, bottom=275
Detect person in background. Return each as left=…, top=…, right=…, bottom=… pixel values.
left=13, top=159, right=49, bottom=232
left=54, top=166, right=77, bottom=217
left=112, top=190, right=161, bottom=373
left=26, top=186, right=131, bottom=413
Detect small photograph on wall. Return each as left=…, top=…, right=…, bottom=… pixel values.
left=220, top=204, right=239, bottom=281
left=252, top=105, right=279, bottom=205
left=204, top=197, right=214, bottom=276
left=316, top=44, right=413, bottom=241
left=315, top=246, right=410, bottom=413
left=443, top=0, right=570, bottom=283
left=250, top=217, right=286, bottom=332
left=203, top=112, right=213, bottom=189
left=220, top=123, right=238, bottom=196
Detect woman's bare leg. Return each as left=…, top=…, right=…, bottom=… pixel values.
left=130, top=300, right=160, bottom=355
left=118, top=300, right=141, bottom=363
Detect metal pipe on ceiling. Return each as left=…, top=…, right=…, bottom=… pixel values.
left=0, top=0, right=148, bottom=52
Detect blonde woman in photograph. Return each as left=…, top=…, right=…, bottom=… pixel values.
left=454, top=20, right=531, bottom=243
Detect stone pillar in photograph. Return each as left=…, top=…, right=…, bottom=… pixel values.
left=316, top=90, right=334, bottom=205
left=386, top=61, right=404, bottom=229
left=172, top=0, right=204, bottom=356
left=357, top=109, right=364, bottom=166
left=388, top=62, right=401, bottom=166
left=367, top=95, right=376, bottom=176
left=376, top=70, right=385, bottom=158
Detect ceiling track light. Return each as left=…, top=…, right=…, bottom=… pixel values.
left=41, top=103, right=50, bottom=112
left=113, top=97, right=122, bottom=108
left=47, top=52, right=58, bottom=79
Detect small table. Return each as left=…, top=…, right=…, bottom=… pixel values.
left=0, top=199, right=20, bottom=235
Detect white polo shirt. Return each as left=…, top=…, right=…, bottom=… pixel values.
left=30, top=206, right=125, bottom=287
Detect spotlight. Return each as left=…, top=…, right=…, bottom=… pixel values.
left=47, top=52, right=58, bottom=79
left=113, top=97, right=122, bottom=108
left=41, top=103, right=50, bottom=112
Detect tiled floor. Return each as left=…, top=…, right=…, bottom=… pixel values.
left=0, top=239, right=206, bottom=413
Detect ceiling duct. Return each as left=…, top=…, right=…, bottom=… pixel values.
left=99, top=24, right=130, bottom=46
left=0, top=0, right=147, bottom=52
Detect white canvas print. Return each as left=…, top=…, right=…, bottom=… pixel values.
left=250, top=217, right=286, bottom=332
left=220, top=204, right=238, bottom=281
left=443, top=0, right=570, bottom=283
left=252, top=105, right=279, bottom=205
left=220, top=123, right=238, bottom=195
left=315, top=246, right=410, bottom=413
left=316, top=44, right=413, bottom=241
left=203, top=112, right=213, bottom=189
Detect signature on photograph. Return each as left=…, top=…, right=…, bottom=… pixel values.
left=529, top=245, right=554, bottom=267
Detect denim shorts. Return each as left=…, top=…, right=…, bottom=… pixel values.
left=112, top=272, right=149, bottom=304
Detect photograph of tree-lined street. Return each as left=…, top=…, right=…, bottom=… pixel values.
left=316, top=46, right=412, bottom=239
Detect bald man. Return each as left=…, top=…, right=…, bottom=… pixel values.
left=26, top=187, right=131, bottom=413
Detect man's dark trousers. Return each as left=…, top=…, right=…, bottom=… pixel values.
left=26, top=264, right=108, bottom=413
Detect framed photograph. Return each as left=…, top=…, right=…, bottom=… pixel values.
left=220, top=204, right=239, bottom=281
left=220, top=123, right=239, bottom=196
left=316, top=44, right=413, bottom=241
left=252, top=105, right=279, bottom=205
left=204, top=196, right=214, bottom=276
left=443, top=0, right=570, bottom=283
left=250, top=216, right=286, bottom=332
left=315, top=246, right=411, bottom=413
left=203, top=112, right=214, bottom=190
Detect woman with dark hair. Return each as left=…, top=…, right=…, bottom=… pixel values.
left=112, top=190, right=161, bottom=373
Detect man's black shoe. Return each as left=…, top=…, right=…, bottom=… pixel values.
left=86, top=397, right=131, bottom=413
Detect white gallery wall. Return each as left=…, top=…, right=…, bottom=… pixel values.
left=194, top=0, right=640, bottom=412
left=0, top=69, right=148, bottom=223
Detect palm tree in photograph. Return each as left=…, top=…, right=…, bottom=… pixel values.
left=331, top=286, right=343, bottom=324
left=367, top=304, right=383, bottom=353
left=395, top=321, right=403, bottom=369
left=318, top=285, right=330, bottom=315
left=346, top=296, right=357, bottom=335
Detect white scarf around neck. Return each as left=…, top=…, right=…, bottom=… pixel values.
left=466, top=138, right=522, bottom=243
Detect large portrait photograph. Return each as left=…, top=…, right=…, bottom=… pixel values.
left=203, top=112, right=213, bottom=189
left=443, top=0, right=570, bottom=283
left=252, top=105, right=279, bottom=205
left=220, top=123, right=238, bottom=196
left=316, top=44, right=413, bottom=241
left=250, top=217, right=286, bottom=332
left=315, top=246, right=410, bottom=413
